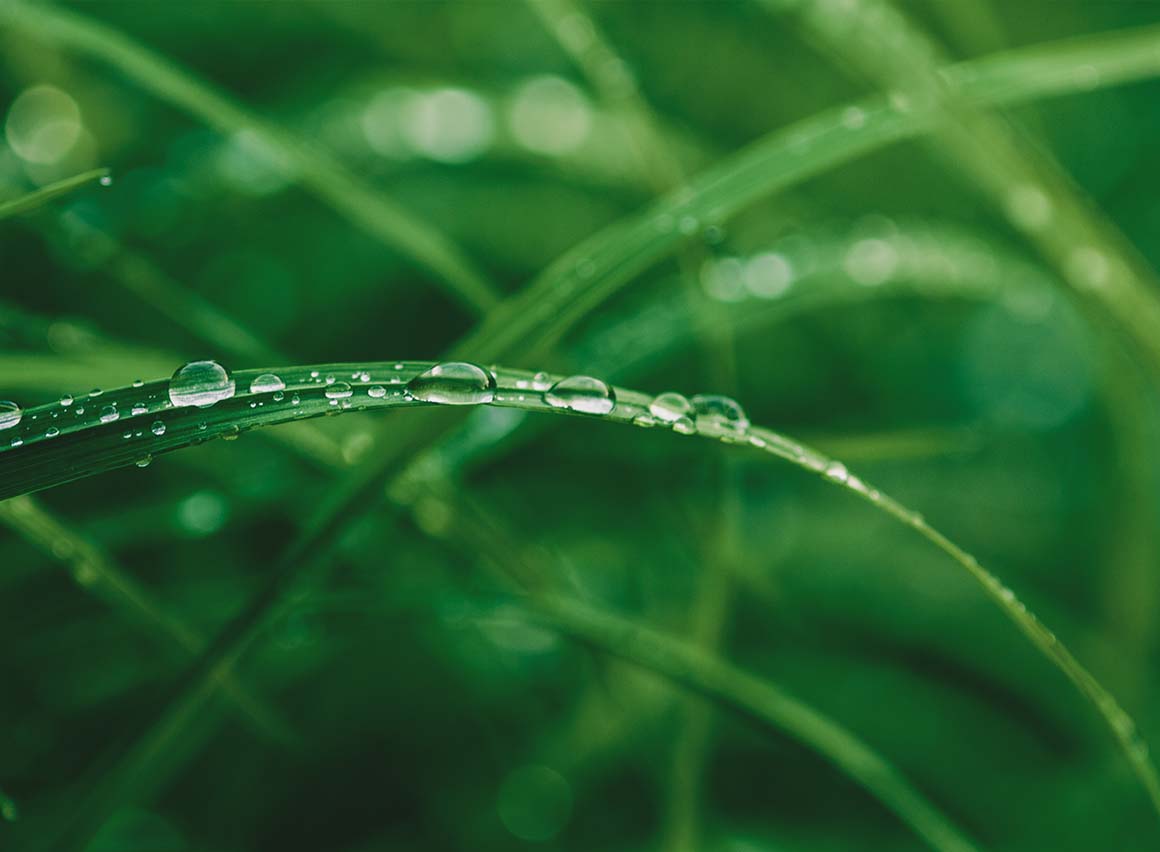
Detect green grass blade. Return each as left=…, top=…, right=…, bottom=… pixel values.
left=0, top=495, right=297, bottom=745
left=0, top=1, right=500, bottom=314
left=4, top=360, right=1152, bottom=837
left=0, top=168, right=110, bottom=220
left=528, top=594, right=980, bottom=852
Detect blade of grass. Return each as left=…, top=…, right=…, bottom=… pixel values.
left=0, top=495, right=297, bottom=745
left=0, top=1, right=500, bottom=314
left=3, top=361, right=1153, bottom=841
left=0, top=168, right=109, bottom=220
left=527, top=594, right=980, bottom=852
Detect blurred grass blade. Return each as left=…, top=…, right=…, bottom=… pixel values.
left=0, top=495, right=297, bottom=745
left=0, top=1, right=500, bottom=314
left=0, top=168, right=109, bottom=220
left=529, top=594, right=980, bottom=852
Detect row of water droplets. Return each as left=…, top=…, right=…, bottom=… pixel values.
left=0, top=358, right=885, bottom=511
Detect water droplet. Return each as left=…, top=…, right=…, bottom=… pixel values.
left=324, top=374, right=336, bottom=385
left=0, top=401, right=22, bottom=431
left=132, top=379, right=144, bottom=388
left=324, top=382, right=353, bottom=400
left=824, top=461, right=849, bottom=483
left=59, top=394, right=73, bottom=407
left=291, top=394, right=300, bottom=406
left=672, top=417, right=696, bottom=435
left=98, top=173, right=112, bottom=187
left=131, top=403, right=148, bottom=416
left=367, top=385, right=387, bottom=399
left=531, top=372, right=552, bottom=391
left=10, top=436, right=24, bottom=448
left=406, top=362, right=496, bottom=405
left=249, top=373, right=285, bottom=394
left=98, top=404, right=120, bottom=424
left=649, top=392, right=693, bottom=424
left=88, top=388, right=102, bottom=398
left=45, top=426, right=60, bottom=439
left=135, top=454, right=153, bottom=468
left=272, top=390, right=284, bottom=402
left=544, top=375, right=615, bottom=415
left=690, top=394, right=748, bottom=436
left=151, top=420, right=166, bottom=436
left=168, top=360, right=236, bottom=408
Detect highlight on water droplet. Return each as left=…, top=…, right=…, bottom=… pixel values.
left=648, top=391, right=693, bottom=424
left=406, top=362, right=496, bottom=405
left=249, top=373, right=285, bottom=394
left=690, top=394, right=749, bottom=436
left=0, top=401, right=22, bottom=431
left=168, top=360, right=236, bottom=408
left=544, top=375, right=615, bottom=415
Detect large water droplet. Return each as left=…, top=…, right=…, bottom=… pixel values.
left=249, top=373, right=285, bottom=394
left=649, top=392, right=693, bottom=423
left=168, top=360, right=236, bottom=408
left=690, top=394, right=749, bottom=436
left=406, top=362, right=496, bottom=405
left=545, top=375, right=615, bottom=415
left=151, top=420, right=166, bottom=436
left=0, top=401, right=21, bottom=431
left=325, top=382, right=354, bottom=400
left=98, top=404, right=120, bottom=424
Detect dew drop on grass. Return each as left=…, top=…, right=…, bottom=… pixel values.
left=367, top=385, right=387, bottom=399
left=324, top=382, right=353, bottom=400
left=544, top=375, right=615, bottom=415
left=0, top=401, right=21, bottom=431
left=131, top=404, right=148, bottom=416
left=99, top=404, right=119, bottom=424
left=407, top=362, right=496, bottom=405
left=168, top=360, right=236, bottom=408
left=649, top=392, right=693, bottom=424
left=135, top=455, right=153, bottom=468
left=45, top=427, right=60, bottom=439
left=824, top=461, right=849, bottom=483
left=151, top=421, right=166, bottom=436
left=98, top=174, right=112, bottom=187
left=249, top=373, right=285, bottom=394
left=690, top=394, right=749, bottom=436
left=59, top=394, right=73, bottom=407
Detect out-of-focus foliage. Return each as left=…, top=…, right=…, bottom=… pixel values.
left=3, top=1, right=1160, bottom=850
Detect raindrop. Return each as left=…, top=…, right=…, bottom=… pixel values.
left=89, top=388, right=102, bottom=398
left=324, top=382, right=354, bottom=400
left=649, top=391, right=693, bottom=424
left=544, top=375, right=615, bottom=415
left=151, top=420, right=166, bottom=436
left=98, top=404, right=119, bottom=424
left=168, top=360, right=236, bottom=408
left=531, top=372, right=552, bottom=391
left=132, top=379, right=144, bottom=388
left=10, top=436, right=23, bottom=448
left=406, top=362, right=496, bottom=405
left=45, top=426, right=60, bottom=439
left=135, top=454, right=153, bottom=468
left=249, top=373, right=285, bottom=394
left=367, top=385, right=387, bottom=399
left=0, top=401, right=22, bottom=431
left=99, top=174, right=113, bottom=187
left=131, top=404, right=148, bottom=416
left=824, top=461, right=849, bottom=483
left=59, top=394, right=73, bottom=407
left=272, top=390, right=285, bottom=402
left=690, top=394, right=749, bottom=436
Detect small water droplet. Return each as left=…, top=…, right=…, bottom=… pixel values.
left=291, top=394, right=300, bottom=406
left=132, top=378, right=144, bottom=388
left=367, top=385, right=387, bottom=399
left=649, top=392, right=693, bottom=424
left=98, top=404, right=119, bottom=424
left=324, top=374, right=336, bottom=385
left=531, top=372, right=552, bottom=391
left=544, top=375, right=615, bottom=415
left=406, top=362, right=496, bottom=405
left=135, top=454, right=153, bottom=468
left=272, top=390, right=284, bottom=402
left=824, top=461, right=849, bottom=483
left=59, top=394, right=73, bottom=407
left=168, top=360, right=236, bottom=408
left=151, top=420, right=166, bottom=436
left=0, top=401, right=22, bottom=431
left=672, top=416, right=696, bottom=435
left=249, top=373, right=285, bottom=394
left=45, top=426, right=60, bottom=439
left=99, top=174, right=113, bottom=186
left=88, top=388, right=102, bottom=398
left=690, top=394, right=748, bottom=436
left=324, top=382, right=353, bottom=400
left=131, top=403, right=148, bottom=416
left=10, top=436, right=24, bottom=448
